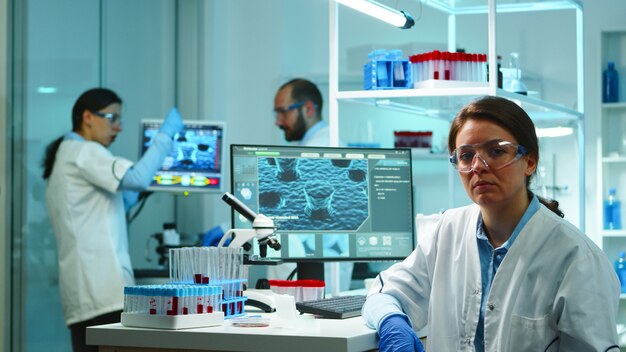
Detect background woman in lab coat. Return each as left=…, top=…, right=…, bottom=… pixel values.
left=42, top=88, right=183, bottom=352
left=362, top=96, right=620, bottom=352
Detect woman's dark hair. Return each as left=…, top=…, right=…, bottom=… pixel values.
left=447, top=96, right=563, bottom=217
left=42, top=88, right=122, bottom=180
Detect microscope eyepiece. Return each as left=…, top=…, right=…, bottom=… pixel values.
left=222, top=192, right=257, bottom=222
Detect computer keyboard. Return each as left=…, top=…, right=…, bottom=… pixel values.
left=295, top=295, right=367, bottom=319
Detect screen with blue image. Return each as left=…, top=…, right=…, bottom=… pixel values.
left=140, top=119, right=225, bottom=193
left=230, top=144, right=415, bottom=262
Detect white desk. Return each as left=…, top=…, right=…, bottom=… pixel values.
left=87, top=313, right=378, bottom=352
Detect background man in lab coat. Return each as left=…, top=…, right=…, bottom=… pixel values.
left=274, top=78, right=328, bottom=146
left=271, top=78, right=353, bottom=293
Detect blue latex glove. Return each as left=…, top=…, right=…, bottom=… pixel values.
left=378, top=315, right=425, bottom=352
left=120, top=132, right=172, bottom=191
left=201, top=225, right=230, bottom=247
left=159, top=107, right=184, bottom=138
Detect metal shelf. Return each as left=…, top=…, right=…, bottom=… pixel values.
left=602, top=102, right=626, bottom=110
left=602, top=230, right=626, bottom=238
left=422, top=0, right=582, bottom=15
left=603, top=156, right=626, bottom=163
left=337, top=88, right=582, bottom=123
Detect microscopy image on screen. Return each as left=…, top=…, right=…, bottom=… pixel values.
left=141, top=121, right=224, bottom=192
left=144, top=128, right=221, bottom=172
left=323, top=234, right=349, bottom=258
left=289, top=234, right=316, bottom=257
left=257, top=157, right=369, bottom=231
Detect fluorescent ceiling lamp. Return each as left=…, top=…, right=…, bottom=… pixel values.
left=336, top=0, right=415, bottom=29
left=37, top=86, right=58, bottom=94
left=535, top=126, right=573, bottom=138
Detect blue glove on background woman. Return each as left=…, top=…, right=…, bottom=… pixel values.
left=159, top=107, right=184, bottom=138
left=121, top=107, right=184, bottom=191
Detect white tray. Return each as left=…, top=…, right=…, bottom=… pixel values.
left=413, top=79, right=488, bottom=89
left=121, top=312, right=224, bottom=330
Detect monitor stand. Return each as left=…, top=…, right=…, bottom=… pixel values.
left=297, top=262, right=324, bottom=280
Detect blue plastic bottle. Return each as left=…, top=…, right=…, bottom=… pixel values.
left=615, top=252, right=626, bottom=293
left=603, top=61, right=619, bottom=103
left=604, top=188, right=622, bottom=230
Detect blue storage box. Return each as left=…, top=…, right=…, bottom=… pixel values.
left=364, top=49, right=412, bottom=90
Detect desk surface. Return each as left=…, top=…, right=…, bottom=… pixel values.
left=87, top=313, right=378, bottom=352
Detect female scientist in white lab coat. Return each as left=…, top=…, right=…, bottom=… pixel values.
left=362, top=96, right=620, bottom=352
left=42, top=88, right=183, bottom=352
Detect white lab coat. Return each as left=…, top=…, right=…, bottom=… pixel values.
left=46, top=139, right=135, bottom=325
left=368, top=203, right=620, bottom=351
left=300, top=121, right=329, bottom=147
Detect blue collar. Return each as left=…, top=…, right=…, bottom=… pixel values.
left=64, top=131, right=85, bottom=141
left=476, top=193, right=541, bottom=250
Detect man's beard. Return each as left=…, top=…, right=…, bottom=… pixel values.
left=284, top=111, right=307, bottom=142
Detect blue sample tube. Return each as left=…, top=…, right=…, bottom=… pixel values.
left=615, top=251, right=626, bottom=293
left=603, top=61, right=619, bottom=103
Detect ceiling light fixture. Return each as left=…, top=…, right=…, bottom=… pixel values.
left=336, top=0, right=415, bottom=29
left=535, top=126, right=574, bottom=138
left=37, top=86, right=58, bottom=94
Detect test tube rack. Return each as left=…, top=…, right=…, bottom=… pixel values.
left=121, top=311, right=224, bottom=330
left=122, top=247, right=248, bottom=329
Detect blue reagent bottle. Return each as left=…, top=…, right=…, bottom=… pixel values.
left=603, top=61, right=619, bottom=103
left=615, top=252, right=626, bottom=293
left=604, top=188, right=622, bottom=230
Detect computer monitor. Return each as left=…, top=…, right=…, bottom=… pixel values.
left=230, top=144, right=415, bottom=279
left=140, top=119, right=225, bottom=193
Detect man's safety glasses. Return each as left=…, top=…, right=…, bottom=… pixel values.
left=449, top=140, right=528, bottom=173
left=274, top=100, right=305, bottom=119
left=91, top=111, right=121, bottom=125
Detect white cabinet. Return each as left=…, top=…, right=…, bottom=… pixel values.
left=328, top=0, right=585, bottom=226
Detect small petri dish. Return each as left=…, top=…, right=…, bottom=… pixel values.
left=229, top=316, right=270, bottom=328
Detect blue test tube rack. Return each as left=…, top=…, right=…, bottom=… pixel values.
left=364, top=49, right=412, bottom=90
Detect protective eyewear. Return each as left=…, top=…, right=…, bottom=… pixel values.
left=274, top=100, right=305, bottom=119
left=91, top=111, right=121, bottom=125
left=449, top=140, right=528, bottom=173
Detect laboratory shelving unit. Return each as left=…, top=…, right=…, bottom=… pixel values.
left=596, top=28, right=626, bottom=260
left=328, top=0, right=585, bottom=227
left=598, top=30, right=626, bottom=317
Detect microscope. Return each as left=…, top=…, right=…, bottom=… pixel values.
left=146, top=223, right=201, bottom=267
left=146, top=192, right=282, bottom=267
left=219, top=192, right=282, bottom=262
left=220, top=192, right=283, bottom=312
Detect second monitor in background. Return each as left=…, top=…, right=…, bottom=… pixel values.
left=140, top=119, right=225, bottom=193
left=230, top=144, right=415, bottom=280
